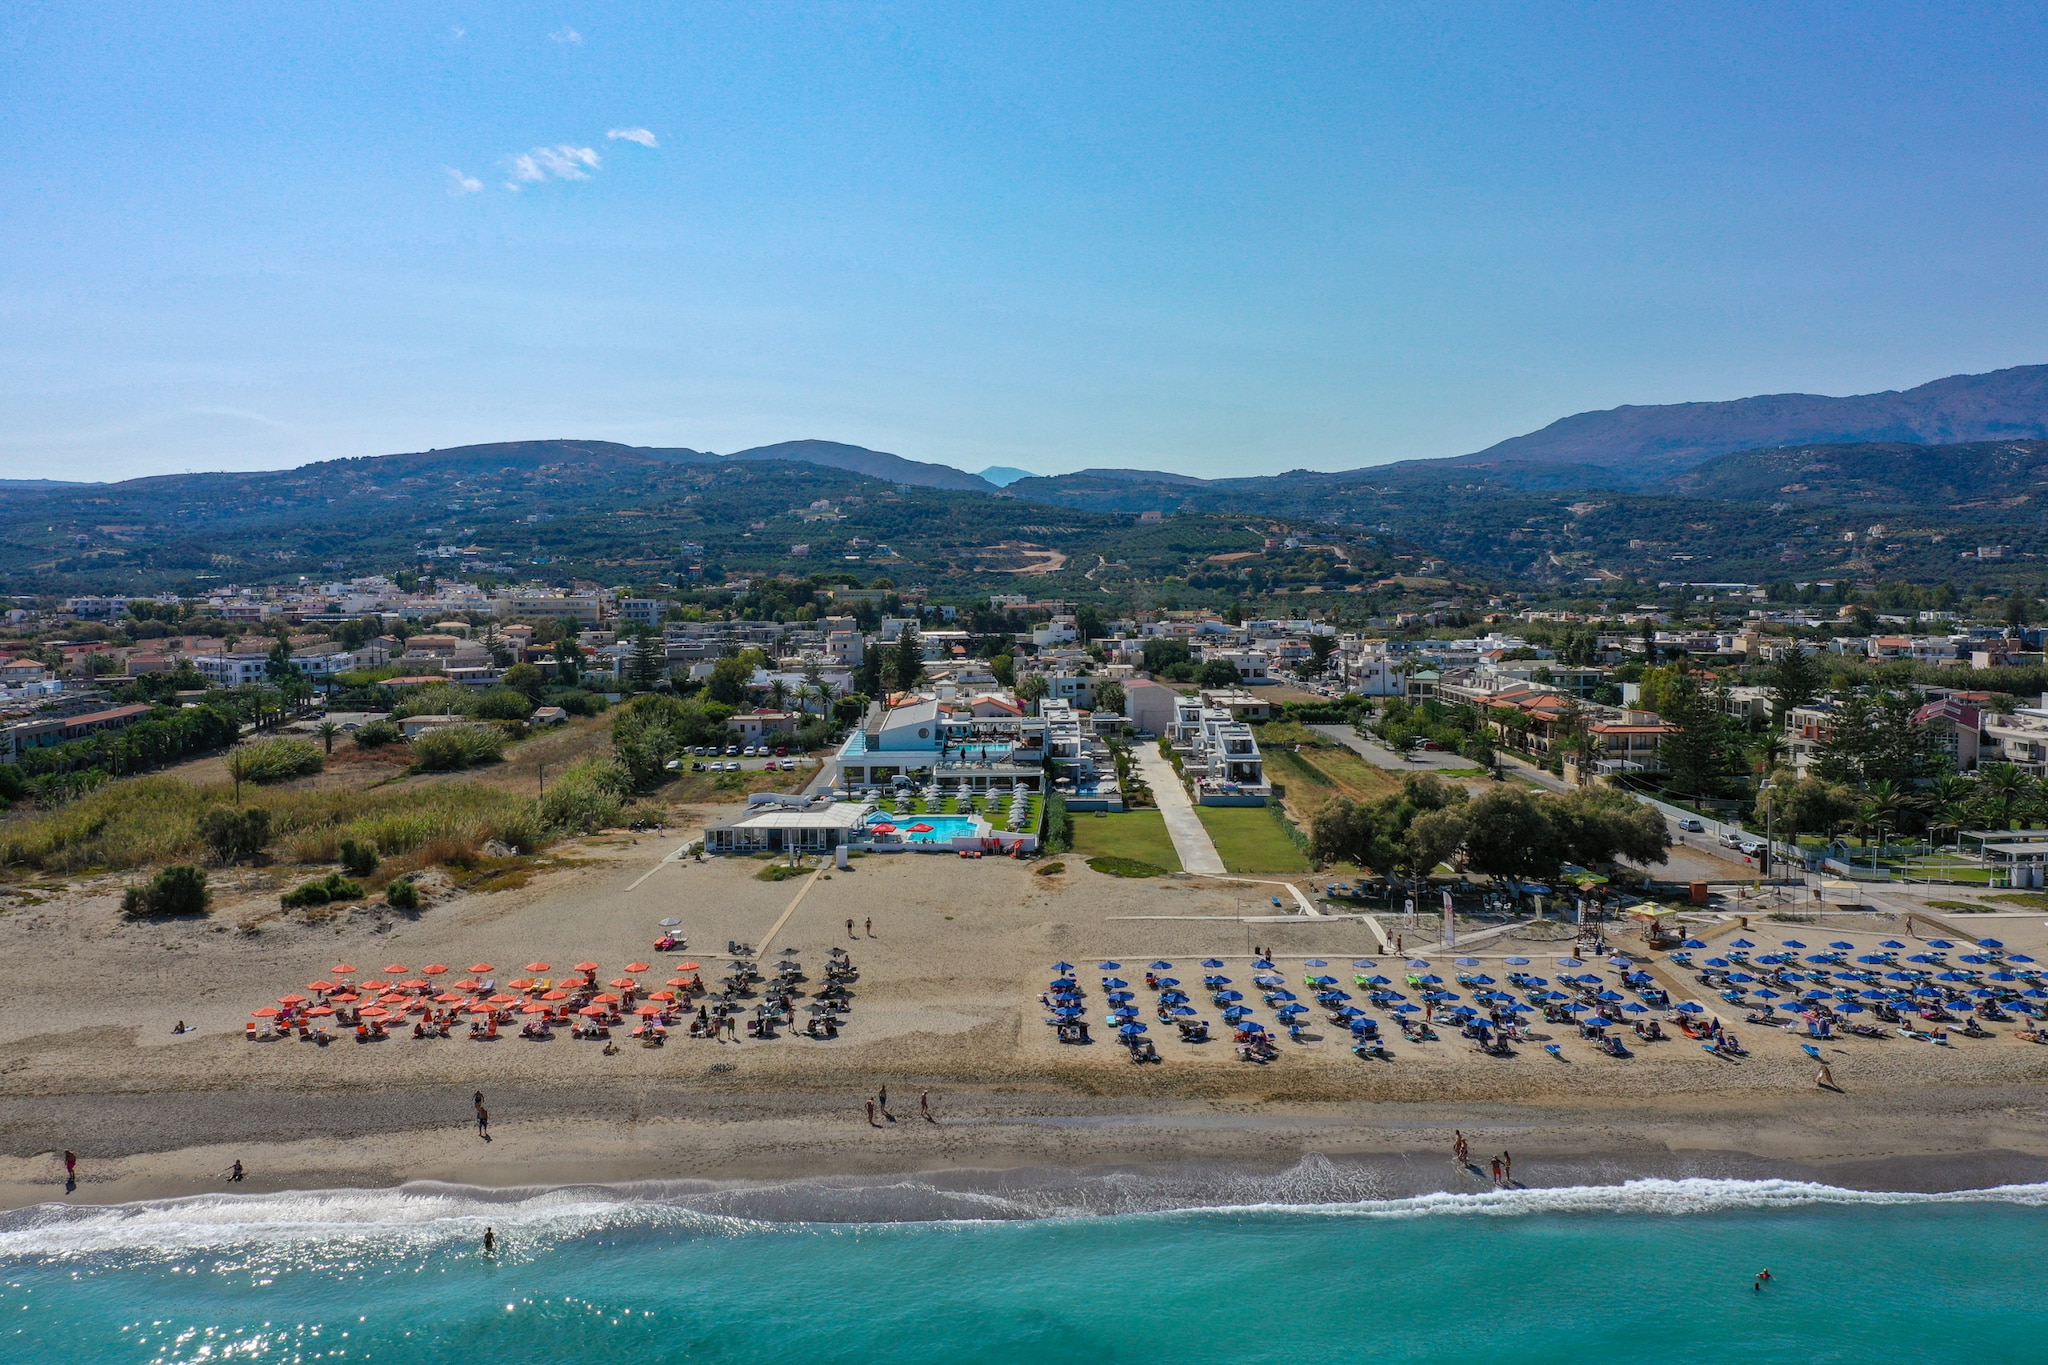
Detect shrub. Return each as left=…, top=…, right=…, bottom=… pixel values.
left=122, top=864, right=209, bottom=916
left=281, top=871, right=365, bottom=908
left=385, top=877, right=421, bottom=910
left=389, top=683, right=472, bottom=720
left=409, top=724, right=506, bottom=771
left=538, top=756, right=630, bottom=834
left=197, top=806, right=272, bottom=864
left=233, top=737, right=324, bottom=784
left=337, top=837, right=379, bottom=877
left=470, top=687, right=535, bottom=721
left=1042, top=791, right=1073, bottom=854
left=352, top=719, right=402, bottom=748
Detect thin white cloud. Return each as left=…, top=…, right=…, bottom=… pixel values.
left=508, top=144, right=601, bottom=184
left=607, top=127, right=658, bottom=148
left=445, top=167, right=484, bottom=195
left=450, top=24, right=465, bottom=39
left=549, top=26, right=582, bottom=44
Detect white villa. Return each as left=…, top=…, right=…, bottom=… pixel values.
left=1169, top=696, right=1269, bottom=805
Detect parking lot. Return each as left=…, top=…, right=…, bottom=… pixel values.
left=670, top=745, right=815, bottom=775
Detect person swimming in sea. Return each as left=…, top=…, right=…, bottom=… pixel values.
left=483, top=1227, right=495, bottom=1256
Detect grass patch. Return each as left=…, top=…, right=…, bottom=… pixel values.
left=1982, top=892, right=2048, bottom=909
left=1285, top=745, right=1402, bottom=802
left=755, top=862, right=812, bottom=882
left=1925, top=898, right=1998, bottom=913
left=1069, top=809, right=1182, bottom=872
left=1034, top=861, right=1066, bottom=876
left=1195, top=804, right=1311, bottom=874
left=1086, top=855, right=1169, bottom=878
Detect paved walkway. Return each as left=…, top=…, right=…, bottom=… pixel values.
left=1132, top=746, right=1225, bottom=874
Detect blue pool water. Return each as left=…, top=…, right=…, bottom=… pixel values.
left=3, top=1170, right=2046, bottom=1361
left=871, top=814, right=985, bottom=842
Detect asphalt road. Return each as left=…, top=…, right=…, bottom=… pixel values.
left=1308, top=724, right=1476, bottom=774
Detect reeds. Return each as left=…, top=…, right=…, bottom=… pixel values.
left=0, top=775, right=538, bottom=873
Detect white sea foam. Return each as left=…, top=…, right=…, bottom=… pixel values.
left=3, top=1165, right=2042, bottom=1262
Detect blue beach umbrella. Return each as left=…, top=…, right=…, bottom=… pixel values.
left=1157, top=978, right=1180, bottom=988
left=1149, top=961, right=1174, bottom=971
left=1879, top=940, right=1905, bottom=950
left=1677, top=1001, right=1704, bottom=1014
left=1407, top=959, right=1432, bottom=969
left=1681, top=939, right=1707, bottom=949
left=1201, top=958, right=1225, bottom=968
left=1098, top=962, right=1122, bottom=971
left=1730, top=939, right=1755, bottom=948
left=1103, top=977, right=1129, bottom=989
left=1829, top=941, right=1855, bottom=950
left=1215, top=989, right=1243, bottom=1002
left=1052, top=962, right=1074, bottom=973
left=1353, top=960, right=1379, bottom=969
left=1172, top=1005, right=1198, bottom=1017
left=1305, top=959, right=1329, bottom=968
left=1119, top=1022, right=1147, bottom=1036
left=1455, top=957, right=1480, bottom=967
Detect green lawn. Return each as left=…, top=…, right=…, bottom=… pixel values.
left=1195, top=804, right=1312, bottom=874
left=1070, top=809, right=1183, bottom=872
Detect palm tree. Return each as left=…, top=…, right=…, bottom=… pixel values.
left=767, top=678, right=790, bottom=713
left=316, top=720, right=340, bottom=756
left=1977, top=762, right=2031, bottom=831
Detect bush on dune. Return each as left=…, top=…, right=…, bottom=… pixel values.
left=408, top=725, right=506, bottom=771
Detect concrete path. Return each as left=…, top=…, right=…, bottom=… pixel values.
left=1132, top=746, right=1226, bottom=875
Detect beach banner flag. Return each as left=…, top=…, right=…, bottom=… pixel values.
left=1441, top=889, right=1455, bottom=948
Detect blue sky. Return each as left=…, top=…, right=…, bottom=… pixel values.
left=6, top=2, right=2048, bottom=482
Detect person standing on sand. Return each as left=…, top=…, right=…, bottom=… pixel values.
left=229, top=1160, right=244, bottom=1183
left=847, top=918, right=856, bottom=939
left=1453, top=1131, right=1468, bottom=1167
left=477, top=1105, right=491, bottom=1142
left=1489, top=1156, right=1502, bottom=1187
left=921, top=1091, right=933, bottom=1122
left=865, top=1098, right=879, bottom=1127
left=1815, top=1062, right=1837, bottom=1090
left=865, top=916, right=873, bottom=938
left=1502, top=1151, right=1512, bottom=1184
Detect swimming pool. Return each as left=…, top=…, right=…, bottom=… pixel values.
left=866, top=814, right=987, bottom=843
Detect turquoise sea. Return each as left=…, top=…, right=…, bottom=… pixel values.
left=2, top=1166, right=2043, bottom=1362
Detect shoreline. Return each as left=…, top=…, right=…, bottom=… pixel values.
left=7, top=1084, right=2048, bottom=1212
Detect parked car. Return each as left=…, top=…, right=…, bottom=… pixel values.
left=725, top=745, right=739, bottom=756
left=1677, top=817, right=1705, bottom=833
left=775, top=745, right=789, bottom=756
left=691, top=760, right=706, bottom=772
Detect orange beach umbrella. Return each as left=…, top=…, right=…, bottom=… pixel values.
left=574, top=961, right=600, bottom=973
left=625, top=961, right=651, bottom=973
left=332, top=964, right=357, bottom=974
left=525, top=961, right=551, bottom=972
left=468, top=963, right=493, bottom=973
left=421, top=964, right=449, bottom=976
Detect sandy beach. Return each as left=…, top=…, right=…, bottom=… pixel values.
left=4, top=825, right=2047, bottom=1208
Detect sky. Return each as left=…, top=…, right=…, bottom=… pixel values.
left=7, top=2, right=2048, bottom=483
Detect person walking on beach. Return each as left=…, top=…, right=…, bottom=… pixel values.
left=1815, top=1061, right=1837, bottom=1090
left=1502, top=1151, right=1512, bottom=1184
left=228, top=1160, right=244, bottom=1183
left=865, top=916, right=873, bottom=938
left=847, top=918, right=856, bottom=939
left=477, top=1105, right=491, bottom=1142
left=878, top=1084, right=894, bottom=1121
left=865, top=1098, right=879, bottom=1127
left=1453, top=1131, right=1468, bottom=1168
left=1489, top=1156, right=1502, bottom=1187
left=920, top=1090, right=933, bottom=1123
